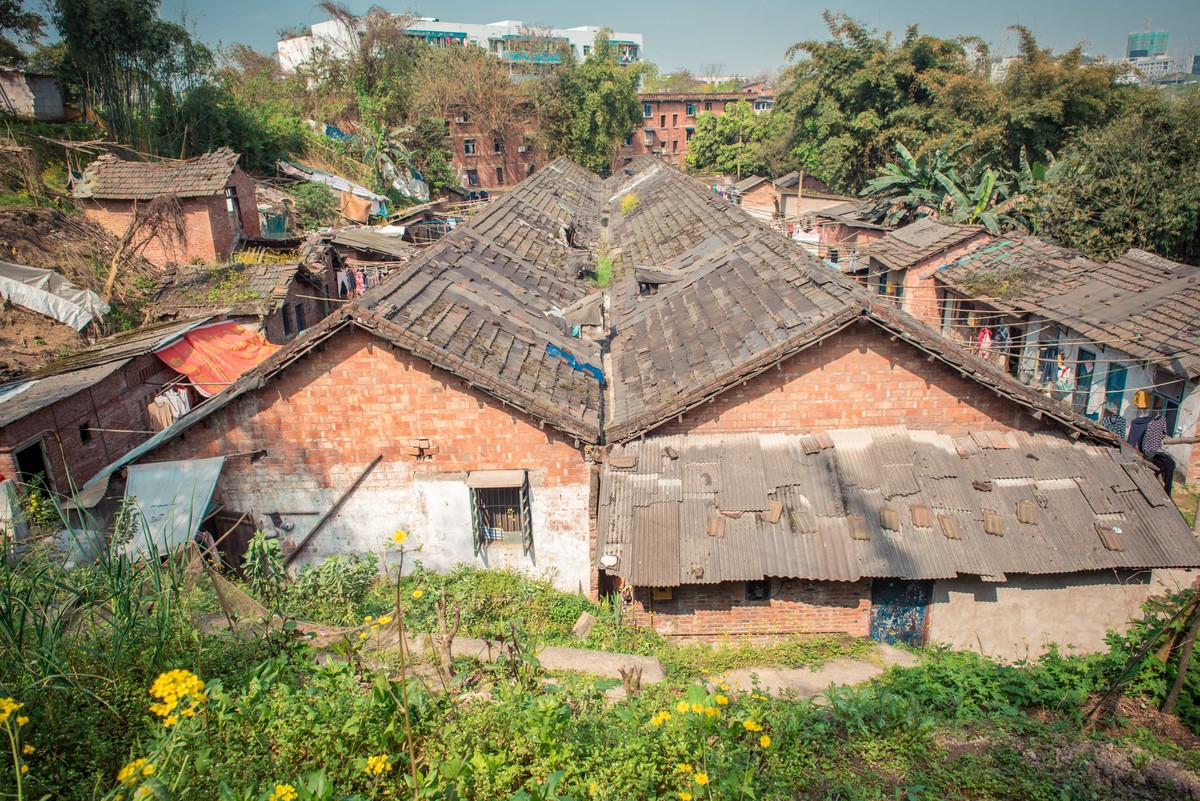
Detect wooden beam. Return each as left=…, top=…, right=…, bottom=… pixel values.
left=283, top=454, right=383, bottom=566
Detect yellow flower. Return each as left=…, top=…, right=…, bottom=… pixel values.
left=22, top=744, right=34, bottom=755
left=365, top=754, right=393, bottom=776
left=411, top=589, right=424, bottom=599
left=694, top=773, right=709, bottom=786
left=704, top=706, right=719, bottom=717
left=719, top=682, right=730, bottom=691
left=358, top=632, right=369, bottom=640
left=715, top=694, right=729, bottom=705
left=363, top=615, right=374, bottom=623
left=393, top=529, right=409, bottom=545
left=16, top=715, right=28, bottom=726
left=149, top=669, right=204, bottom=724
left=760, top=735, right=771, bottom=748
left=142, top=763, right=155, bottom=776
left=269, top=784, right=299, bottom=801
left=676, top=764, right=693, bottom=774
left=135, top=788, right=150, bottom=799
left=680, top=794, right=693, bottom=801
left=676, top=700, right=690, bottom=713
left=164, top=714, right=178, bottom=727
left=742, top=719, right=763, bottom=732
left=378, top=615, right=393, bottom=625
left=20, top=764, right=29, bottom=774
left=690, top=703, right=703, bottom=714
left=0, top=697, right=24, bottom=725
left=117, top=759, right=148, bottom=785
left=589, top=781, right=598, bottom=796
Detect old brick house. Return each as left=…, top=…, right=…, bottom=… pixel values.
left=0, top=318, right=210, bottom=493
left=90, top=157, right=1200, bottom=653
left=448, top=109, right=539, bottom=191
left=150, top=262, right=331, bottom=345
left=621, top=85, right=772, bottom=169
left=74, top=148, right=261, bottom=266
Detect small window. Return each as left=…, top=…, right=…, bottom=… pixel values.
left=584, top=44, right=591, bottom=56
left=745, top=580, right=770, bottom=601
left=672, top=113, right=678, bottom=127
left=457, top=110, right=470, bottom=124
left=526, top=163, right=535, bottom=177
left=224, top=186, right=242, bottom=232
left=469, top=473, right=532, bottom=554
left=282, top=303, right=293, bottom=335
left=685, top=129, right=694, bottom=142
left=659, top=114, right=666, bottom=128
left=686, top=103, right=696, bottom=116
left=294, top=304, right=306, bottom=332
left=495, top=166, right=504, bottom=185
left=493, top=138, right=503, bottom=154
left=672, top=140, right=678, bottom=153
left=466, top=169, right=479, bottom=186
left=704, top=101, right=712, bottom=111
left=79, top=423, right=92, bottom=443
left=464, top=139, right=477, bottom=156
left=643, top=103, right=652, bottom=118
left=622, top=132, right=633, bottom=147
left=644, top=132, right=654, bottom=146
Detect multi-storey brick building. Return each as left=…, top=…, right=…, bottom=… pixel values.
left=619, top=85, right=773, bottom=169
left=447, top=110, right=540, bottom=191
left=90, top=157, right=1199, bottom=657
left=74, top=148, right=261, bottom=267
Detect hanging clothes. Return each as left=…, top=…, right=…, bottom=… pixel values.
left=336, top=270, right=350, bottom=298
left=976, top=327, right=993, bottom=357
left=1101, top=413, right=1127, bottom=440
left=993, top=326, right=1011, bottom=349
left=1128, top=416, right=1152, bottom=449
left=354, top=270, right=367, bottom=297
left=1141, top=416, right=1168, bottom=456
left=1054, top=365, right=1075, bottom=392
left=147, top=398, right=174, bottom=431
left=1149, top=451, right=1176, bottom=496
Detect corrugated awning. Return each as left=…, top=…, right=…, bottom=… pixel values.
left=121, top=456, right=224, bottom=560
left=466, top=469, right=526, bottom=488
left=155, top=320, right=279, bottom=397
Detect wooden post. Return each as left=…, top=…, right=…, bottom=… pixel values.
left=283, top=455, right=383, bottom=566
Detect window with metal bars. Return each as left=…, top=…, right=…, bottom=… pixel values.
left=469, top=478, right=532, bottom=555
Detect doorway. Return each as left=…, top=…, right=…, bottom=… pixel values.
left=14, top=439, right=51, bottom=489
left=869, top=579, right=931, bottom=647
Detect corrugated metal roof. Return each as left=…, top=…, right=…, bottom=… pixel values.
left=597, top=427, right=1200, bottom=587
left=0, top=359, right=129, bottom=428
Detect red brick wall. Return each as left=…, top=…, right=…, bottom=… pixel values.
left=739, top=182, right=779, bottom=218
left=149, top=327, right=589, bottom=491
left=901, top=235, right=992, bottom=329
left=619, top=93, right=763, bottom=168
left=80, top=168, right=259, bottom=267
left=631, top=579, right=871, bottom=642
left=450, top=119, right=539, bottom=190
left=0, top=354, right=181, bottom=492
left=651, top=322, right=1050, bottom=439
left=260, top=282, right=330, bottom=345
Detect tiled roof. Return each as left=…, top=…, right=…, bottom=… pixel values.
left=939, top=237, right=1200, bottom=378
left=33, top=317, right=215, bottom=376
left=151, top=263, right=317, bottom=319
left=597, top=427, right=1200, bottom=586
left=865, top=217, right=988, bottom=271
left=0, top=360, right=129, bottom=428
left=74, top=148, right=240, bottom=200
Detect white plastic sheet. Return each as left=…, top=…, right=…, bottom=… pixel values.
left=121, top=457, right=224, bottom=560
left=0, top=261, right=109, bottom=330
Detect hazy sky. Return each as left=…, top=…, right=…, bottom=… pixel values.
left=160, top=0, right=1200, bottom=74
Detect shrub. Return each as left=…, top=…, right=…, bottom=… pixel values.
left=290, top=183, right=337, bottom=230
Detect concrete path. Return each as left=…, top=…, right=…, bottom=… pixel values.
left=442, top=636, right=666, bottom=685
left=709, top=644, right=920, bottom=699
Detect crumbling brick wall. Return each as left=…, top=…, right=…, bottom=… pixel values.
left=146, top=328, right=594, bottom=591
left=0, top=354, right=178, bottom=491
left=629, top=579, right=871, bottom=643
left=652, top=321, right=1054, bottom=439
left=900, top=235, right=993, bottom=329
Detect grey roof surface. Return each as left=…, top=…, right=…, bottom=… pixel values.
left=330, top=230, right=420, bottom=261
left=0, top=360, right=129, bottom=428
left=151, top=263, right=318, bottom=319
left=939, top=238, right=1200, bottom=378
left=33, top=317, right=214, bottom=377
left=597, top=428, right=1200, bottom=586
left=865, top=217, right=987, bottom=270
left=74, top=148, right=240, bottom=200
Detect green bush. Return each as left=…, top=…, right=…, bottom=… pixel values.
left=291, top=183, right=338, bottom=230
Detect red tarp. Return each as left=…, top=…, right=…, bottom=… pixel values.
left=155, top=321, right=280, bottom=397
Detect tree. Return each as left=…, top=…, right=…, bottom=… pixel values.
left=48, top=0, right=212, bottom=149
left=536, top=30, right=646, bottom=172
left=684, top=100, right=767, bottom=177
left=1035, top=91, right=1200, bottom=264
left=776, top=13, right=993, bottom=193
left=0, top=0, right=42, bottom=65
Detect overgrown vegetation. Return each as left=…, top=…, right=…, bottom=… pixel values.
left=2, top=488, right=1198, bottom=800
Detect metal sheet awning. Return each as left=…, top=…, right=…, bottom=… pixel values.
left=122, top=457, right=224, bottom=559
left=466, top=469, right=526, bottom=489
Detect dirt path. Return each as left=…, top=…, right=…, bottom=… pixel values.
left=709, top=643, right=920, bottom=699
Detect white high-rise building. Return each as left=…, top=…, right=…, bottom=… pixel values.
left=277, top=15, right=644, bottom=73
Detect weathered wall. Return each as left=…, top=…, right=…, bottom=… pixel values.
left=449, top=118, right=538, bottom=190
left=0, top=354, right=179, bottom=491
left=147, top=328, right=594, bottom=592
left=928, top=569, right=1199, bottom=660
left=739, top=182, right=779, bottom=220
left=900, top=235, right=992, bottom=329
left=630, top=578, right=871, bottom=643
left=261, top=282, right=329, bottom=345
left=651, top=322, right=1053, bottom=439
left=0, top=71, right=65, bottom=120
left=80, top=169, right=259, bottom=267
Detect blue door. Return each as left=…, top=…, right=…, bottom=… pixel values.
left=869, top=579, right=931, bottom=647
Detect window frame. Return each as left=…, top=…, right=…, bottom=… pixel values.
left=463, top=138, right=477, bottom=156
left=643, top=103, right=652, bottom=118
left=466, top=169, right=479, bottom=187
left=469, top=472, right=532, bottom=555
left=685, top=103, right=696, bottom=116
